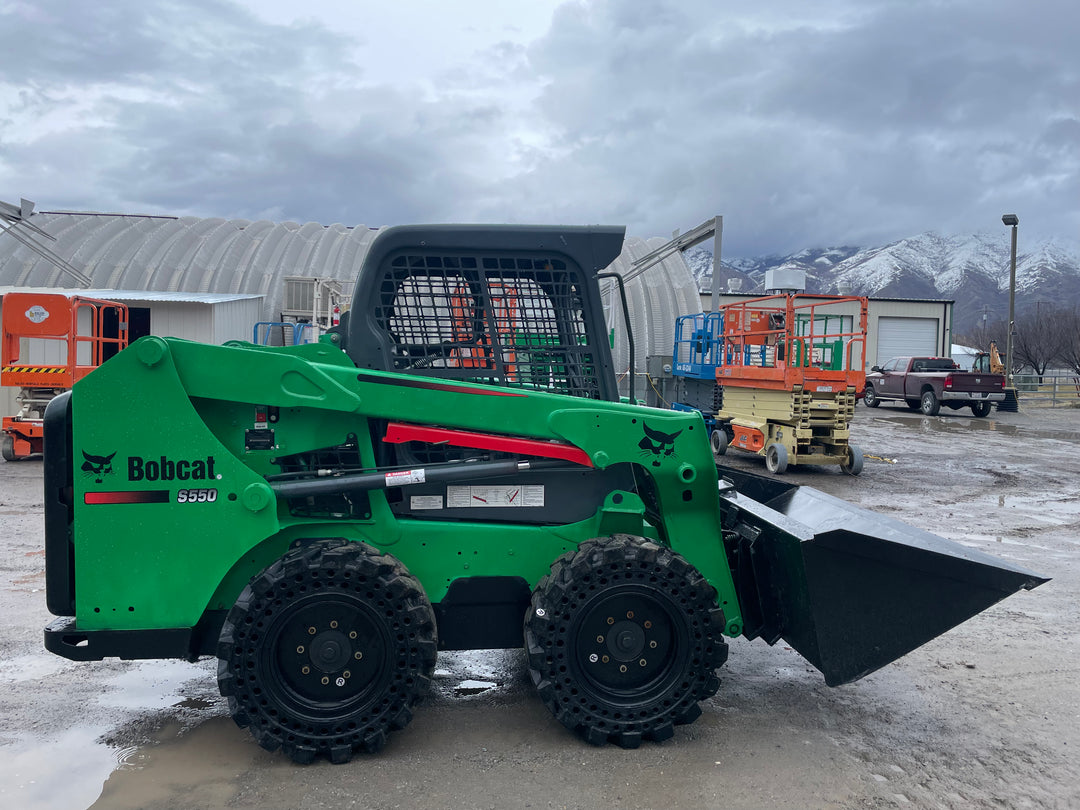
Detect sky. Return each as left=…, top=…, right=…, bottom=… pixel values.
left=0, top=0, right=1077, bottom=257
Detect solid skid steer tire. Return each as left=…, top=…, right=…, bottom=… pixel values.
left=524, top=535, right=728, bottom=749
left=216, top=539, right=437, bottom=764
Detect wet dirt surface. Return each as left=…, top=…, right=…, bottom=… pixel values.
left=1, top=403, right=1077, bottom=809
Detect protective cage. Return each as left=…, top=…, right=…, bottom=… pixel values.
left=373, top=254, right=604, bottom=398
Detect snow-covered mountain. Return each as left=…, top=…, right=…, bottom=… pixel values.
left=686, top=233, right=1080, bottom=333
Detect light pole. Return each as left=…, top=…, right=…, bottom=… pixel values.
left=1001, top=213, right=1019, bottom=411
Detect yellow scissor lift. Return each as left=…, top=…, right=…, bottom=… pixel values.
left=681, top=293, right=868, bottom=474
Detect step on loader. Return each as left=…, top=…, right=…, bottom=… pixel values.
left=42, top=225, right=1046, bottom=763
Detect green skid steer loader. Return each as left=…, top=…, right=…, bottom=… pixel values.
left=43, top=225, right=1046, bottom=763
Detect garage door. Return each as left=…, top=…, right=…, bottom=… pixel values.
left=875, top=317, right=939, bottom=365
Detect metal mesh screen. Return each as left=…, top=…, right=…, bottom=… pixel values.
left=374, top=253, right=603, bottom=398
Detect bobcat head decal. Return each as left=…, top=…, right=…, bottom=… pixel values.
left=81, top=450, right=116, bottom=483
left=638, top=423, right=682, bottom=467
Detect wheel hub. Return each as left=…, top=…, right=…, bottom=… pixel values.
left=575, top=591, right=679, bottom=695
left=267, top=598, right=389, bottom=709
left=310, top=629, right=352, bottom=673
left=608, top=621, right=645, bottom=662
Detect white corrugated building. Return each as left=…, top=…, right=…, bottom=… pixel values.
left=0, top=210, right=704, bottom=411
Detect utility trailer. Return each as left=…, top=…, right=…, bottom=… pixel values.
left=673, top=294, right=868, bottom=474
left=43, top=225, right=1045, bottom=763
left=2, top=291, right=127, bottom=460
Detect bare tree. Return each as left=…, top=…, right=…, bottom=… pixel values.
left=955, top=316, right=1008, bottom=354
left=1055, top=306, right=1080, bottom=375
left=1012, top=303, right=1067, bottom=377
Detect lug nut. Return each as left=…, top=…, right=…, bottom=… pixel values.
left=296, top=645, right=305, bottom=654
left=330, top=620, right=339, bottom=629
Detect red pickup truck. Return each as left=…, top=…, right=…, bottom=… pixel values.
left=863, top=356, right=1006, bottom=417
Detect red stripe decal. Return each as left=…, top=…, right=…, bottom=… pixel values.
left=84, top=490, right=170, bottom=505
left=384, top=422, right=592, bottom=467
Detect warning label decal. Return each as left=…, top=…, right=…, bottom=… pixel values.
left=446, top=485, right=544, bottom=508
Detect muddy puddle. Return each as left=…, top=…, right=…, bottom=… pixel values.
left=2, top=725, right=118, bottom=810
left=0, top=658, right=218, bottom=810
left=90, top=718, right=259, bottom=810
left=1, top=649, right=526, bottom=810
left=870, top=412, right=1080, bottom=443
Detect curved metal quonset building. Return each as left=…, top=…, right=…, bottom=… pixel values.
left=601, top=235, right=702, bottom=384
left=0, top=211, right=701, bottom=380
left=0, top=212, right=379, bottom=319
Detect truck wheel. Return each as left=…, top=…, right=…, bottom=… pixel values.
left=710, top=428, right=728, bottom=456
left=920, top=390, right=940, bottom=416
left=217, top=539, right=437, bottom=764
left=971, top=401, right=992, bottom=417
left=863, top=385, right=879, bottom=408
left=841, top=444, right=864, bottom=476
left=765, top=443, right=788, bottom=474
left=524, top=536, right=728, bottom=749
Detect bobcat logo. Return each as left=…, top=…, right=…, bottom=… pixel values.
left=638, top=423, right=682, bottom=467
left=81, top=451, right=117, bottom=484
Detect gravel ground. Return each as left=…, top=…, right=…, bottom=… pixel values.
left=0, top=402, right=1077, bottom=810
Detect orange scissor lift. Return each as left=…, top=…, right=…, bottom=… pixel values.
left=1, top=292, right=127, bottom=460
left=711, top=293, right=868, bottom=475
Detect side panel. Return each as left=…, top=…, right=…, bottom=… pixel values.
left=70, top=342, right=281, bottom=630
left=62, top=337, right=744, bottom=644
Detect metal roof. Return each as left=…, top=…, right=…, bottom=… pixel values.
left=604, top=235, right=702, bottom=378
left=0, top=212, right=379, bottom=321
left=0, top=286, right=261, bottom=304
left=0, top=212, right=701, bottom=369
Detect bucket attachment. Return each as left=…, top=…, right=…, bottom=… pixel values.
left=719, top=466, right=1049, bottom=686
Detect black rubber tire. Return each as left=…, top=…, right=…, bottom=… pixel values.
left=905, top=399, right=921, bottom=411
left=971, top=401, right=992, bottom=417
left=1, top=433, right=16, bottom=462
left=710, top=428, right=728, bottom=456
left=840, top=444, right=864, bottom=476
left=920, top=390, right=940, bottom=416
left=217, top=539, right=437, bottom=764
left=524, top=535, right=728, bottom=749
left=765, top=443, right=789, bottom=474
left=863, top=385, right=879, bottom=408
